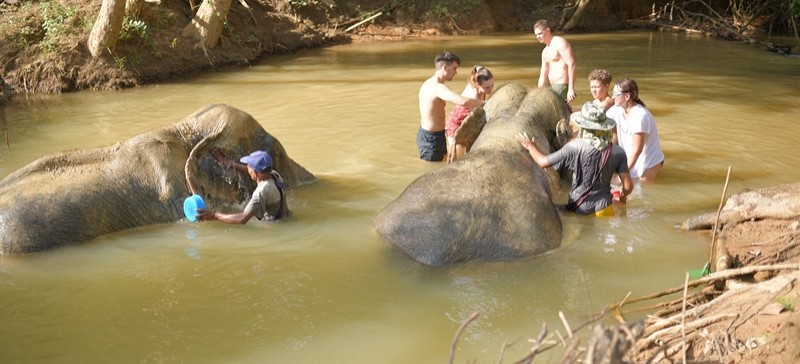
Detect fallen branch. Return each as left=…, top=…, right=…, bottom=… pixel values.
left=608, top=263, right=800, bottom=310
left=345, top=11, right=383, bottom=33
left=709, top=166, right=732, bottom=267
left=449, top=311, right=479, bottom=364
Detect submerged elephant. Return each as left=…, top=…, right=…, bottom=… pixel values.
left=0, top=104, right=315, bottom=255
left=680, top=182, right=800, bottom=231
left=375, top=84, right=571, bottom=266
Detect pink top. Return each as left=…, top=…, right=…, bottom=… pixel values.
left=445, top=105, right=473, bottom=138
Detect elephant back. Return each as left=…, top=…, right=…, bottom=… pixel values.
left=374, top=83, right=569, bottom=266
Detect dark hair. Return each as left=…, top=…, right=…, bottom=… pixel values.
left=434, top=51, right=461, bottom=70
left=615, top=77, right=646, bottom=107
left=469, top=65, right=493, bottom=89
left=588, top=69, right=612, bottom=85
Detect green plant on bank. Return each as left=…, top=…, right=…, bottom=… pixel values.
left=287, top=0, right=336, bottom=19
left=40, top=0, right=89, bottom=52
left=107, top=47, right=126, bottom=70
left=0, top=12, right=40, bottom=49
left=431, top=4, right=448, bottom=17
left=216, top=11, right=231, bottom=31
left=777, top=296, right=797, bottom=311
left=119, top=16, right=148, bottom=43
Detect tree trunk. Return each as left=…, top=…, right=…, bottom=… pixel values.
left=563, top=0, right=592, bottom=31
left=182, top=0, right=233, bottom=49
left=87, top=0, right=127, bottom=57
left=125, top=0, right=145, bottom=18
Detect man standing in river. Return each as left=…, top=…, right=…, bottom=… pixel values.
left=534, top=19, right=577, bottom=107
left=417, top=51, right=485, bottom=161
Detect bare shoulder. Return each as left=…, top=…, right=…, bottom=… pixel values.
left=552, top=36, right=572, bottom=50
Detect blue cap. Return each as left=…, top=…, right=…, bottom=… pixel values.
left=239, top=150, right=272, bottom=172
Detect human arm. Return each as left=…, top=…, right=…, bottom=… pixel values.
left=616, top=172, right=634, bottom=203
left=537, top=52, right=548, bottom=88
left=435, top=82, right=485, bottom=109
left=561, top=40, right=577, bottom=103
left=196, top=208, right=255, bottom=224
left=516, top=132, right=551, bottom=168
left=213, top=148, right=248, bottom=174
left=626, top=133, right=646, bottom=171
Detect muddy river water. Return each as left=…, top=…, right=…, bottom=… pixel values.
left=1, top=30, right=800, bottom=362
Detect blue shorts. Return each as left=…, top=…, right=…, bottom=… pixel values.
left=416, top=127, right=446, bottom=161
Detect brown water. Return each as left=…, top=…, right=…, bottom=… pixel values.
left=1, top=30, right=799, bottom=363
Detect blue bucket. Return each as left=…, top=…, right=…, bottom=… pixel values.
left=183, top=194, right=206, bottom=222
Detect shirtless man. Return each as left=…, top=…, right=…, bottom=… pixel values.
left=417, top=51, right=485, bottom=161
left=534, top=20, right=577, bottom=106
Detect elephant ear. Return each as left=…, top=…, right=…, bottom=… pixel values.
left=451, top=107, right=487, bottom=161
left=552, top=117, right=571, bottom=150
left=185, top=130, right=223, bottom=195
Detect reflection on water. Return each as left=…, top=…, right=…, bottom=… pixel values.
left=1, top=30, right=799, bottom=363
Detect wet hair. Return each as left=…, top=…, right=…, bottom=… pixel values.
left=434, top=51, right=461, bottom=70
left=588, top=69, right=612, bottom=85
left=615, top=77, right=646, bottom=108
left=533, top=19, right=550, bottom=32
left=469, top=65, right=493, bottom=90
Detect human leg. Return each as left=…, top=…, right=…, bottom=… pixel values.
left=638, top=160, right=664, bottom=182
left=417, top=127, right=446, bottom=162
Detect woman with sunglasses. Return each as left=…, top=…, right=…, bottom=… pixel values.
left=444, top=65, right=495, bottom=162
left=606, top=77, right=664, bottom=181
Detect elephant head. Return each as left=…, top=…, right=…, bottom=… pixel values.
left=374, top=84, right=571, bottom=266
left=0, top=104, right=314, bottom=255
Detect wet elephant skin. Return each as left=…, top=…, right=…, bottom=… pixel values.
left=374, top=84, right=571, bottom=266
left=0, top=104, right=314, bottom=255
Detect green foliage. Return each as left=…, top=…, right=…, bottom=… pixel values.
left=778, top=296, right=797, bottom=311
left=0, top=13, right=40, bottom=49
left=119, top=17, right=148, bottom=43
left=107, top=47, right=126, bottom=70
left=40, top=0, right=88, bottom=52
left=792, top=0, right=800, bottom=18
left=431, top=4, right=448, bottom=17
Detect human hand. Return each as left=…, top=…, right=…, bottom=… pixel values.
left=567, top=89, right=577, bottom=103
left=211, top=148, right=233, bottom=168
left=516, top=132, right=534, bottom=149
left=196, top=208, right=215, bottom=221
left=612, top=189, right=627, bottom=204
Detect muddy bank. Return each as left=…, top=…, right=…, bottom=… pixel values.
left=0, top=0, right=674, bottom=94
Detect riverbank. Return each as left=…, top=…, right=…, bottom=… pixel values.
left=0, top=0, right=553, bottom=94
left=1, top=1, right=794, bottom=95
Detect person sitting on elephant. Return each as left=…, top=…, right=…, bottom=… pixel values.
left=196, top=149, right=287, bottom=223
left=517, top=102, right=634, bottom=216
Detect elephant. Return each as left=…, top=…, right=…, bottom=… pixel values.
left=374, top=84, right=572, bottom=266
left=680, top=182, right=800, bottom=231
left=0, top=103, right=315, bottom=255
